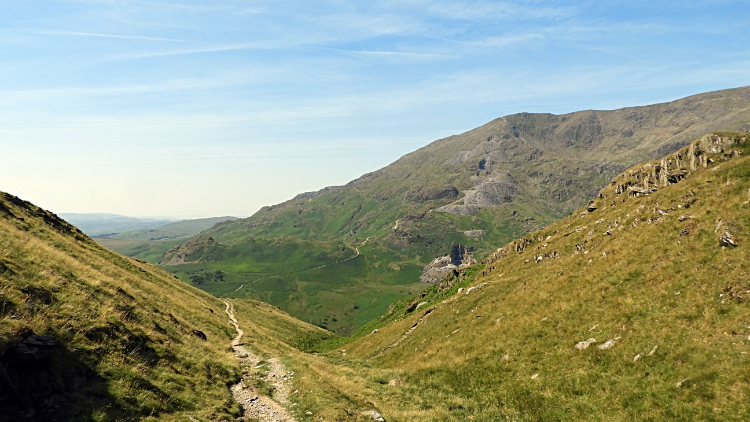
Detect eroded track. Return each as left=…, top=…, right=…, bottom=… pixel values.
left=223, top=301, right=298, bottom=422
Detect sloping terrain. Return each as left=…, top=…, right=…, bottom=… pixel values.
left=58, top=213, right=173, bottom=237
left=102, top=216, right=237, bottom=242
left=157, top=87, right=750, bottom=335
left=94, top=216, right=237, bottom=266
left=301, top=132, right=750, bottom=421
left=0, top=193, right=320, bottom=421
left=2, top=131, right=749, bottom=422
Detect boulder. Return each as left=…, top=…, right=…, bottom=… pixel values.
left=2, top=334, right=57, bottom=363
left=192, top=330, right=207, bottom=341
left=362, top=410, right=386, bottom=422
left=720, top=230, right=737, bottom=247
left=575, top=338, right=596, bottom=350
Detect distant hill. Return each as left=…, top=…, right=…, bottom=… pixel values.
left=158, top=86, right=750, bottom=335
left=105, top=216, right=237, bottom=242
left=94, top=216, right=238, bottom=266
left=58, top=213, right=174, bottom=236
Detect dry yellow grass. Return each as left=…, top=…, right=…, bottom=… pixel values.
left=0, top=195, right=241, bottom=421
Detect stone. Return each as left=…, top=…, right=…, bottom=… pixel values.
left=575, top=338, right=596, bottom=349
left=388, top=378, right=402, bottom=386
left=3, top=334, right=57, bottom=362
left=362, top=410, right=386, bottom=422
left=192, top=330, right=207, bottom=341
left=633, top=353, right=643, bottom=362
left=372, top=329, right=379, bottom=334
left=720, top=230, right=737, bottom=247
left=598, top=339, right=617, bottom=350
left=419, top=245, right=476, bottom=284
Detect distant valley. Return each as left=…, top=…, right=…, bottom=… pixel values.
left=59, top=213, right=175, bottom=237
left=98, top=86, right=750, bottom=335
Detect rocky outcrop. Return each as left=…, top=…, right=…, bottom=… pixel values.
left=1, top=334, right=57, bottom=363
left=292, top=185, right=342, bottom=201
left=419, top=245, right=477, bottom=284
left=433, top=205, right=481, bottom=216
left=160, top=236, right=215, bottom=265
left=479, top=132, right=748, bottom=278
left=464, top=230, right=486, bottom=237
left=462, top=178, right=518, bottom=206
left=405, top=185, right=459, bottom=202
left=608, top=133, right=747, bottom=199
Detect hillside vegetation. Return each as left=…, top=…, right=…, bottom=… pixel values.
left=2, top=131, right=749, bottom=422
left=156, top=87, right=750, bottom=335
left=0, top=194, right=305, bottom=421
left=293, top=132, right=750, bottom=421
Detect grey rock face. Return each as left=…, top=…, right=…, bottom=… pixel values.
left=434, top=205, right=481, bottom=216
left=420, top=245, right=477, bottom=284
left=463, top=179, right=519, bottom=206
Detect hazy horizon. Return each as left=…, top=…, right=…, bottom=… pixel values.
left=2, top=1, right=749, bottom=218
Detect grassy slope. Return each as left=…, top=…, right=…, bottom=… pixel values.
left=0, top=195, right=244, bottom=421
left=156, top=87, right=750, bottom=335
left=282, top=132, right=750, bottom=421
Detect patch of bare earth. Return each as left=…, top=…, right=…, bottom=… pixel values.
left=224, top=301, right=298, bottom=422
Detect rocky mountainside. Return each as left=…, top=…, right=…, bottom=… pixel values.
left=241, top=85, right=750, bottom=237
left=312, top=131, right=750, bottom=420
left=145, top=86, right=750, bottom=336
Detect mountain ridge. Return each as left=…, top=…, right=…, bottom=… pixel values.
left=139, top=86, right=750, bottom=335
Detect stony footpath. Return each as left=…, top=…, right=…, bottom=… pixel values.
left=223, top=301, right=298, bottom=422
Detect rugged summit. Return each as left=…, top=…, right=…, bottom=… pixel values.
left=242, top=86, right=750, bottom=234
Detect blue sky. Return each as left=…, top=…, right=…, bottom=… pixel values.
left=1, top=1, right=748, bottom=218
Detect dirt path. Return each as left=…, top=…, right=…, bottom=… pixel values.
left=223, top=301, right=298, bottom=422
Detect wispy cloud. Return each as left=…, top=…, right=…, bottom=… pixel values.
left=30, top=28, right=214, bottom=44
left=320, top=46, right=451, bottom=59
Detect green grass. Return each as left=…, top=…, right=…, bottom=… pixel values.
left=306, top=132, right=750, bottom=421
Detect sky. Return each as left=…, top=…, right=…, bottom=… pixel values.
left=1, top=1, right=749, bottom=218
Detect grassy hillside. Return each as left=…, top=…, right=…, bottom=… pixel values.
left=3, top=131, right=749, bottom=422
left=298, top=132, right=750, bottom=421
left=159, top=87, right=750, bottom=335
left=0, top=195, right=258, bottom=421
